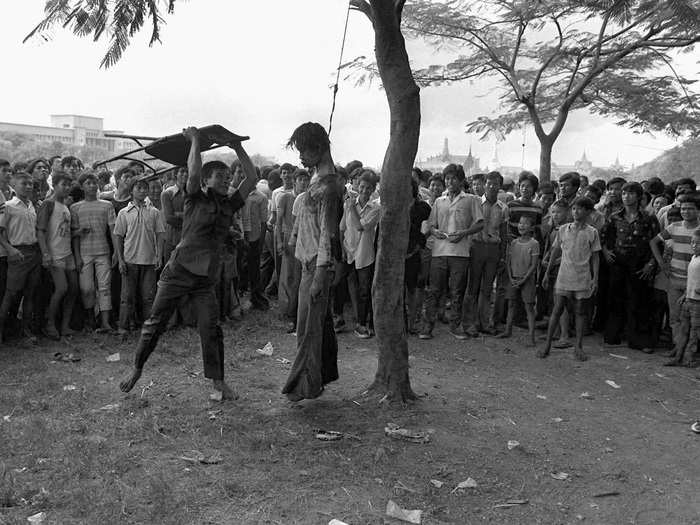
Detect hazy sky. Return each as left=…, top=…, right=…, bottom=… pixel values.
left=0, top=0, right=694, bottom=170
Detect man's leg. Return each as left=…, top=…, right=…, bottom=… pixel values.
left=60, top=267, right=79, bottom=335
left=118, top=264, right=138, bottom=332
left=139, top=264, right=157, bottom=322
left=421, top=256, right=447, bottom=338
left=120, top=263, right=188, bottom=392
left=573, top=297, right=588, bottom=361
left=19, top=250, right=41, bottom=338
left=94, top=254, right=113, bottom=330
left=447, top=256, right=468, bottom=337
left=47, top=266, right=69, bottom=338
left=463, top=247, right=484, bottom=334
left=666, top=285, right=685, bottom=349
left=540, top=294, right=567, bottom=357
left=79, top=255, right=97, bottom=330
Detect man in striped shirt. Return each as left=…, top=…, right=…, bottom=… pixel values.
left=651, top=192, right=700, bottom=349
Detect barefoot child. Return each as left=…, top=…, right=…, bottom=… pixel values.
left=120, top=126, right=258, bottom=400
left=540, top=197, right=600, bottom=361
left=498, top=215, right=539, bottom=346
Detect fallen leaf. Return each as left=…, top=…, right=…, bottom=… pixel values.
left=551, top=472, right=570, bottom=481
left=256, top=342, right=274, bottom=356
left=386, top=500, right=422, bottom=524
left=384, top=423, right=432, bottom=444
left=62, top=385, right=77, bottom=391
left=276, top=357, right=291, bottom=365
left=507, top=440, right=520, bottom=450
left=452, top=478, right=478, bottom=492
left=552, top=417, right=564, bottom=423
left=98, top=403, right=120, bottom=411
left=430, top=479, right=444, bottom=488
left=328, top=520, right=350, bottom=525
left=494, top=499, right=529, bottom=508
left=209, top=391, right=223, bottom=402
left=3, top=415, right=11, bottom=422
left=608, top=353, right=628, bottom=360
left=580, top=392, right=594, bottom=400
left=605, top=380, right=621, bottom=389
left=27, top=512, right=46, bottom=524
left=315, top=430, right=343, bottom=441
left=536, top=394, right=547, bottom=400
left=106, top=353, right=120, bottom=362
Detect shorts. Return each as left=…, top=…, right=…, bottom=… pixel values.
left=7, top=245, right=41, bottom=292
left=506, top=276, right=536, bottom=304
left=682, top=298, right=700, bottom=329
left=554, top=288, right=593, bottom=300
left=51, top=254, right=76, bottom=271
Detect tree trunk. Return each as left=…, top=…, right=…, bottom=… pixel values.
left=364, top=0, right=421, bottom=403
left=538, top=138, right=553, bottom=183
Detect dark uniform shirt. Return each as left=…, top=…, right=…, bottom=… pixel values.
left=172, top=187, right=245, bottom=280
left=601, top=208, right=659, bottom=270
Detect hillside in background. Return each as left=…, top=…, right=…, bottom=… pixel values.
left=631, top=137, right=700, bottom=182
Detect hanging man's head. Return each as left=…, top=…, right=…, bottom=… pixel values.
left=287, top=122, right=331, bottom=169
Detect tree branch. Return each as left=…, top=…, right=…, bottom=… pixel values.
left=349, top=0, right=373, bottom=24
left=530, top=16, right=564, bottom=101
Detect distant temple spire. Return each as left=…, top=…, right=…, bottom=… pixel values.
left=441, top=137, right=450, bottom=160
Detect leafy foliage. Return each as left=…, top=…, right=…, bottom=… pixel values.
left=632, top=137, right=700, bottom=182
left=24, top=0, right=177, bottom=68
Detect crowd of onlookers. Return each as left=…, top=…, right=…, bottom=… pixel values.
left=0, top=153, right=697, bottom=367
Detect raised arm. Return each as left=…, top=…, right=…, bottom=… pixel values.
left=183, top=127, right=202, bottom=195
left=230, top=142, right=258, bottom=200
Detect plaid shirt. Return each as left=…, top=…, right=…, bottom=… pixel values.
left=602, top=208, right=659, bottom=270
left=70, top=199, right=116, bottom=257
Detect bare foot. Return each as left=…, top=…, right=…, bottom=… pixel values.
left=574, top=348, right=588, bottom=362
left=525, top=338, right=536, bottom=348
left=537, top=347, right=550, bottom=358
left=120, top=368, right=142, bottom=393
left=61, top=327, right=77, bottom=336
left=496, top=331, right=511, bottom=339
left=213, top=379, right=239, bottom=401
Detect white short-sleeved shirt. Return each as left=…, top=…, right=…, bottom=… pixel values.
left=554, top=223, right=601, bottom=292
left=114, top=201, right=165, bottom=265
left=341, top=198, right=381, bottom=269
left=429, top=191, right=483, bottom=258
left=686, top=255, right=700, bottom=301
left=0, top=196, right=37, bottom=246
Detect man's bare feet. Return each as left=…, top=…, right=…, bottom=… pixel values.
left=537, top=346, right=550, bottom=358
left=120, top=368, right=142, bottom=392
left=213, top=379, right=239, bottom=400
left=574, top=348, right=588, bottom=361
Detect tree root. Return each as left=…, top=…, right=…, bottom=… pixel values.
left=364, top=377, right=419, bottom=407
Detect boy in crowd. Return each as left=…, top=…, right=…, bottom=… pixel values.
left=537, top=181, right=556, bottom=217
left=464, top=171, right=508, bottom=335
left=665, top=228, right=700, bottom=368
left=71, top=171, right=117, bottom=333
left=0, top=160, right=14, bottom=301
left=650, top=192, right=699, bottom=351
left=37, top=172, right=78, bottom=338
left=161, top=166, right=188, bottom=264
left=597, top=177, right=626, bottom=218
left=558, top=171, right=581, bottom=210
left=538, top=199, right=569, bottom=338
left=341, top=170, right=381, bottom=339
left=507, top=171, right=543, bottom=241
left=657, top=178, right=696, bottom=229
left=470, top=172, right=485, bottom=197
left=61, top=156, right=83, bottom=180
left=420, top=164, right=483, bottom=340
left=601, top=182, right=659, bottom=351
left=242, top=178, right=270, bottom=310
left=498, top=215, right=539, bottom=346
left=120, top=126, right=258, bottom=400
left=0, top=173, right=41, bottom=343
left=540, top=197, right=600, bottom=361
left=114, top=178, right=165, bottom=334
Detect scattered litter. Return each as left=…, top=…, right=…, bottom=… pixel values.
left=384, top=423, right=432, bottom=444
left=605, top=380, right=621, bottom=389
left=210, top=391, right=223, bottom=402
left=654, top=373, right=668, bottom=379
left=106, top=353, right=121, bottom=362
left=256, top=342, right=274, bottom=356
left=394, top=480, right=417, bottom=493
left=3, top=415, right=11, bottom=422
left=329, top=520, right=349, bottom=525
left=62, top=385, right=77, bottom=391
left=551, top=472, right=570, bottom=481
left=352, top=400, right=362, bottom=406
left=580, top=392, right=594, bottom=400
left=52, top=352, right=80, bottom=363
left=536, top=394, right=547, bottom=400
left=179, top=451, right=223, bottom=465
left=13, top=467, right=27, bottom=473
left=691, top=421, right=700, bottom=434
left=592, top=491, right=620, bottom=498
left=429, top=479, right=444, bottom=488
left=27, top=512, right=46, bottom=524
left=276, top=357, right=291, bottom=365
left=208, top=410, right=222, bottom=421
left=604, top=447, right=614, bottom=453
left=98, top=403, right=120, bottom=411
left=493, top=499, right=529, bottom=509
left=385, top=500, right=422, bottom=524
left=451, top=478, right=478, bottom=492
left=552, top=417, right=564, bottom=423
left=507, top=440, right=520, bottom=450
left=315, top=429, right=343, bottom=441
left=608, top=353, right=628, bottom=360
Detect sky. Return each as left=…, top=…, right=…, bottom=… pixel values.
left=0, top=0, right=694, bottom=171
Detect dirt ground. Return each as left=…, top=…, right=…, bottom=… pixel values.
left=1, top=306, right=699, bottom=525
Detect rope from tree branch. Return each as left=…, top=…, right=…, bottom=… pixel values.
left=329, top=2, right=352, bottom=138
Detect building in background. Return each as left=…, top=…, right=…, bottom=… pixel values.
left=0, top=114, right=147, bottom=153
left=416, top=138, right=481, bottom=174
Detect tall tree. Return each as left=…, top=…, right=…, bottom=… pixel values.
left=27, top=0, right=422, bottom=403
left=389, top=0, right=700, bottom=181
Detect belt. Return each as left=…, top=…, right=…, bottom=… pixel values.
left=12, top=243, right=39, bottom=249
left=472, top=240, right=500, bottom=244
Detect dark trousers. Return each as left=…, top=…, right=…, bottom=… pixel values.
left=246, top=238, right=267, bottom=307
left=279, top=250, right=301, bottom=322
left=423, top=256, right=468, bottom=332
left=260, top=231, right=276, bottom=295
left=0, top=246, right=41, bottom=336
left=133, top=262, right=225, bottom=380
left=604, top=262, right=654, bottom=349
left=348, top=263, right=374, bottom=327
left=331, top=262, right=357, bottom=322
left=119, top=263, right=157, bottom=329
left=465, top=242, right=499, bottom=330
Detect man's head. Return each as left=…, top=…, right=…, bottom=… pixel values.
left=429, top=175, right=445, bottom=199
left=484, top=172, right=501, bottom=201
left=583, top=184, right=602, bottom=205
left=0, top=159, right=12, bottom=186
left=678, top=192, right=699, bottom=223
left=280, top=163, right=295, bottom=188
left=268, top=168, right=282, bottom=192
left=579, top=174, right=589, bottom=190
left=606, top=177, right=627, bottom=203
left=79, top=172, right=99, bottom=198
left=13, top=173, right=32, bottom=199
left=621, top=181, right=642, bottom=208
left=294, top=169, right=310, bottom=194
left=443, top=164, right=465, bottom=194
left=129, top=178, right=149, bottom=203
left=674, top=177, right=697, bottom=198
left=471, top=173, right=486, bottom=196
left=538, top=181, right=555, bottom=211
left=652, top=194, right=670, bottom=215
left=287, top=122, right=331, bottom=168
left=27, top=158, right=49, bottom=182
left=48, top=156, right=62, bottom=173
left=518, top=171, right=539, bottom=201
left=346, top=160, right=363, bottom=178
left=646, top=177, right=665, bottom=196
left=61, top=156, right=83, bottom=178
left=517, top=215, right=534, bottom=237
left=126, top=160, right=145, bottom=177
left=559, top=172, right=581, bottom=199
left=175, top=167, right=188, bottom=188
left=202, top=161, right=231, bottom=195
left=357, top=170, right=378, bottom=203
left=149, top=178, right=163, bottom=204
left=571, top=196, right=594, bottom=222
left=550, top=199, right=569, bottom=226
left=115, top=166, right=136, bottom=191
left=52, top=172, right=73, bottom=200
